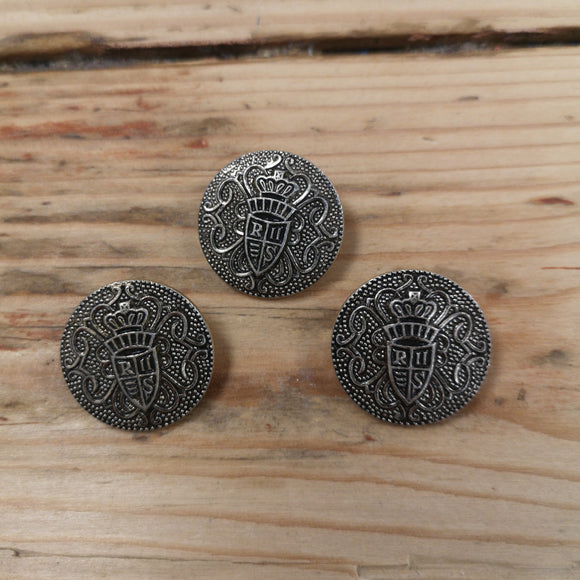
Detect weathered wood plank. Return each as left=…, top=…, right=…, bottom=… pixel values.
left=0, top=0, right=580, bottom=60
left=0, top=47, right=579, bottom=578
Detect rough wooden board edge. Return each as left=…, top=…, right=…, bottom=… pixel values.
left=1, top=27, right=580, bottom=69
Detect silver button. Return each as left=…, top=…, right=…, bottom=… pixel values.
left=60, top=280, right=213, bottom=430
left=332, top=270, right=491, bottom=425
left=198, top=150, right=343, bottom=297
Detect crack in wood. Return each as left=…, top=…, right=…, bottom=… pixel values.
left=1, top=27, right=580, bottom=71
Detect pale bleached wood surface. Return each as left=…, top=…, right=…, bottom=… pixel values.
left=1, top=0, right=580, bottom=59
left=0, top=46, right=579, bottom=579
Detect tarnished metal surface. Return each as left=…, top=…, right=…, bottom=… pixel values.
left=60, top=280, right=213, bottom=430
left=332, top=270, right=491, bottom=425
left=198, top=150, right=343, bottom=297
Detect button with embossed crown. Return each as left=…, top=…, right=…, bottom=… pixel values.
left=60, top=280, right=213, bottom=430
left=198, top=150, right=343, bottom=297
left=331, top=270, right=491, bottom=425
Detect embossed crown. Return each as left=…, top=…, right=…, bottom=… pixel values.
left=385, top=291, right=439, bottom=344
left=104, top=302, right=155, bottom=354
left=255, top=171, right=296, bottom=200
left=248, top=170, right=296, bottom=220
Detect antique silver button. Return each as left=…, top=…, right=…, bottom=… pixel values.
left=198, top=150, right=343, bottom=297
left=60, top=280, right=213, bottom=430
left=332, top=270, right=491, bottom=425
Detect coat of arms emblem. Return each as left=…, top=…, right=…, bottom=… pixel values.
left=245, top=171, right=297, bottom=276
left=384, top=291, right=439, bottom=405
left=104, top=302, right=160, bottom=411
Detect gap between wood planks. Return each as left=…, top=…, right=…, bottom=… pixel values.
left=1, top=27, right=580, bottom=72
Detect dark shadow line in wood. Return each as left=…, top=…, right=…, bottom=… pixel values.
left=1, top=27, right=580, bottom=72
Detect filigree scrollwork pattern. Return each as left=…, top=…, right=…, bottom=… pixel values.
left=332, top=270, right=491, bottom=425
left=61, top=281, right=213, bottom=430
left=198, top=150, right=343, bottom=297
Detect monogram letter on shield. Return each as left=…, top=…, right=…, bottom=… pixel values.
left=113, top=346, right=160, bottom=410
left=386, top=339, right=436, bottom=405
left=245, top=215, right=291, bottom=276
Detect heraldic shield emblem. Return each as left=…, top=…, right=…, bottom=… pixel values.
left=111, top=345, right=159, bottom=411
left=385, top=291, right=439, bottom=405
left=245, top=176, right=295, bottom=276
left=105, top=304, right=160, bottom=411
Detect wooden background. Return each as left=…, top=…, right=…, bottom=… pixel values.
left=1, top=2, right=579, bottom=578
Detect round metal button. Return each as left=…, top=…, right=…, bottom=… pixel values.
left=60, top=280, right=213, bottom=430
left=332, top=270, right=491, bottom=425
left=198, top=150, right=343, bottom=297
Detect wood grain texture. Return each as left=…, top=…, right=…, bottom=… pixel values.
left=0, top=0, right=580, bottom=58
left=0, top=46, right=579, bottom=579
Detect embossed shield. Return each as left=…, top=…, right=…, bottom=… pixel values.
left=387, top=340, right=436, bottom=404
left=245, top=214, right=291, bottom=276
left=113, top=347, right=160, bottom=411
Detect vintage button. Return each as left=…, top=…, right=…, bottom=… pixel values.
left=198, top=150, right=343, bottom=297
left=60, top=280, right=213, bottom=430
left=332, top=270, right=491, bottom=425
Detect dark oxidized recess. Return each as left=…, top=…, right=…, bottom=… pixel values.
left=198, top=150, right=343, bottom=297
left=60, top=280, right=213, bottom=430
left=331, top=270, right=491, bottom=425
